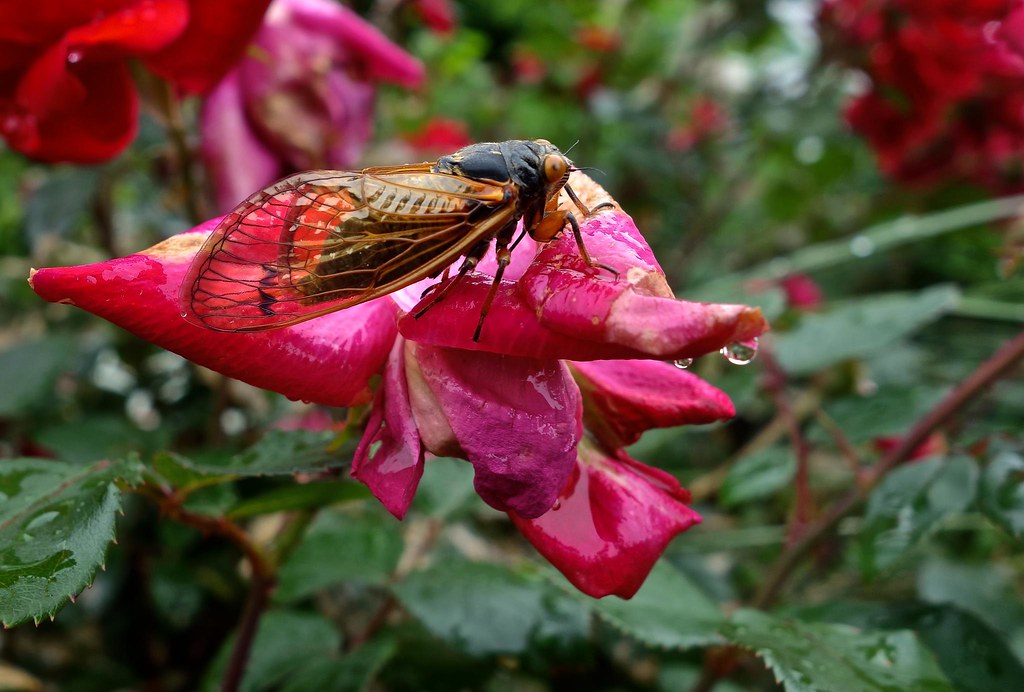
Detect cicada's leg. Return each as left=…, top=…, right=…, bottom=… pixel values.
left=532, top=209, right=619, bottom=277
left=472, top=241, right=512, bottom=342
left=413, top=242, right=488, bottom=319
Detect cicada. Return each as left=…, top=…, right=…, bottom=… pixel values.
left=181, top=139, right=610, bottom=341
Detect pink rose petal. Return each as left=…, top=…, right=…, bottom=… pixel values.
left=29, top=221, right=397, bottom=407
left=511, top=446, right=702, bottom=599
left=410, top=343, right=582, bottom=518
left=571, top=359, right=735, bottom=446
left=352, top=338, right=425, bottom=519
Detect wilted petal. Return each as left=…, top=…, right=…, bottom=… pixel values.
left=410, top=343, right=581, bottom=518
left=200, top=70, right=281, bottom=212
left=29, top=221, right=397, bottom=407
left=353, top=338, right=424, bottom=519
left=571, top=359, right=735, bottom=447
left=511, top=446, right=701, bottom=599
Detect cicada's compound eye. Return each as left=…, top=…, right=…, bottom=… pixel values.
left=542, top=154, right=569, bottom=184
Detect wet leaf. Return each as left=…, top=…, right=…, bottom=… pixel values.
left=393, top=560, right=588, bottom=656
left=858, top=455, right=978, bottom=575
left=589, top=561, right=724, bottom=649
left=0, top=457, right=142, bottom=626
left=722, top=609, right=953, bottom=691
left=275, top=511, right=403, bottom=602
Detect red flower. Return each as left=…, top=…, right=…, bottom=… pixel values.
left=403, top=118, right=473, bottom=155
left=0, top=0, right=271, bottom=163
left=411, top=0, right=457, bottom=34
left=200, top=0, right=424, bottom=212
left=820, top=0, right=1024, bottom=192
left=780, top=274, right=824, bottom=310
left=30, top=172, right=767, bottom=598
left=667, top=96, right=730, bottom=152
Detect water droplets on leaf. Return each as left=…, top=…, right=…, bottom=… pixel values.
left=673, top=358, right=694, bottom=369
left=721, top=338, right=759, bottom=365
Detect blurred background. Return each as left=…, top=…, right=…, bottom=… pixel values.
left=2, top=0, right=1023, bottom=690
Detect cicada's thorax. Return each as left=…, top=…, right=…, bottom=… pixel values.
left=432, top=139, right=571, bottom=236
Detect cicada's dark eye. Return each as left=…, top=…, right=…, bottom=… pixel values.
left=543, top=154, right=568, bottom=184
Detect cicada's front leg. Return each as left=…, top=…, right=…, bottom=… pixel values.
left=532, top=185, right=618, bottom=275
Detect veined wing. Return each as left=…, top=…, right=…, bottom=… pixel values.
left=181, top=168, right=514, bottom=332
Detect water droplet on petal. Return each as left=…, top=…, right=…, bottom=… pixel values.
left=720, top=337, right=759, bottom=365
left=179, top=311, right=189, bottom=319
left=67, top=50, right=83, bottom=64
left=673, top=358, right=693, bottom=369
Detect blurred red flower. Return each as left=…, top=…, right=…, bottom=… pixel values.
left=200, top=0, right=424, bottom=212
left=403, top=118, right=472, bottom=154
left=30, top=172, right=767, bottom=598
left=0, top=0, right=271, bottom=163
left=821, top=0, right=1024, bottom=191
left=667, top=96, right=730, bottom=152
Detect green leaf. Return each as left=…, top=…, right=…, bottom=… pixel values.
left=813, top=386, right=948, bottom=444
left=773, top=285, right=960, bottom=375
left=36, top=415, right=167, bottom=465
left=392, top=559, right=588, bottom=656
left=722, top=609, right=953, bottom=691
left=279, top=638, right=397, bottom=692
left=720, top=446, right=795, bottom=507
left=0, top=337, right=71, bottom=416
left=191, top=429, right=349, bottom=476
left=978, top=449, right=1024, bottom=540
left=202, top=610, right=341, bottom=692
left=228, top=480, right=370, bottom=519
left=275, top=511, right=403, bottom=602
left=0, top=457, right=141, bottom=626
left=859, top=456, right=979, bottom=575
left=588, top=561, right=724, bottom=649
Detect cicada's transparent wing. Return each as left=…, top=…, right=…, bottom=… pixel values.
left=181, top=167, right=513, bottom=332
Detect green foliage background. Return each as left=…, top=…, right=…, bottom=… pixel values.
left=2, top=1, right=1024, bottom=690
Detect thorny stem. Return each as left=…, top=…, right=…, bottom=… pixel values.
left=692, top=328, right=1024, bottom=692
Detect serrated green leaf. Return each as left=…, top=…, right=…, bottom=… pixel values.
left=275, top=511, right=403, bottom=602
left=859, top=456, right=979, bottom=575
left=393, top=559, right=587, bottom=656
left=201, top=610, right=341, bottom=692
left=722, top=609, right=953, bottom=692
left=190, top=429, right=349, bottom=476
left=0, top=457, right=139, bottom=626
left=279, top=637, right=397, bottom=692
left=589, top=561, right=724, bottom=649
left=227, top=480, right=370, bottom=520
left=773, top=285, right=960, bottom=375
left=978, top=449, right=1024, bottom=539
left=720, top=446, right=795, bottom=507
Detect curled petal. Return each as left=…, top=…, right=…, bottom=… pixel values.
left=571, top=359, right=735, bottom=447
left=511, top=446, right=701, bottom=599
left=353, top=338, right=424, bottom=519
left=29, top=222, right=397, bottom=407
left=410, top=343, right=581, bottom=518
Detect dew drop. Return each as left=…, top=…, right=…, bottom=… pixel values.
left=720, top=337, right=759, bottom=365
left=179, top=311, right=189, bottom=318
left=551, top=499, right=562, bottom=511
left=66, top=50, right=83, bottom=64
left=26, top=511, right=60, bottom=530
left=673, top=358, right=693, bottom=369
